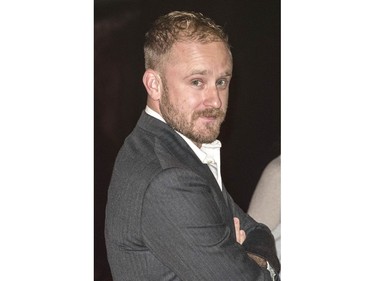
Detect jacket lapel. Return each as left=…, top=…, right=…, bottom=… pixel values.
left=137, top=111, right=233, bottom=225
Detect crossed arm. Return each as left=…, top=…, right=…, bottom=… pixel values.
left=141, top=168, right=278, bottom=280
left=234, top=217, right=271, bottom=269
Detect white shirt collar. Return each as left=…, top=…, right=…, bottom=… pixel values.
left=145, top=106, right=165, bottom=123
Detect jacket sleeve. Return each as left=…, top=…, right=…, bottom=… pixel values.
left=227, top=191, right=281, bottom=274
left=141, top=167, right=274, bottom=281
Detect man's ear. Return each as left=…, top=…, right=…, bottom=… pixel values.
left=142, top=69, right=162, bottom=101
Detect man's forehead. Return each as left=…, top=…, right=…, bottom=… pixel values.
left=166, top=42, right=232, bottom=69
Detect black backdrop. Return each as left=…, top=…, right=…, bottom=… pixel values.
left=94, top=1, right=280, bottom=280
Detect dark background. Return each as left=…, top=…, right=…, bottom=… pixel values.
left=94, top=0, right=280, bottom=280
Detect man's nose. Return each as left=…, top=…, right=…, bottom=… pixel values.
left=203, top=86, right=222, bottom=108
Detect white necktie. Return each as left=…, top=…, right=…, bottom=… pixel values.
left=201, top=142, right=222, bottom=190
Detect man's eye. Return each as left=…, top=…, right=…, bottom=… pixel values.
left=192, top=80, right=203, bottom=87
left=217, top=79, right=228, bottom=88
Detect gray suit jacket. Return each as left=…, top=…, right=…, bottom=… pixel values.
left=105, top=111, right=280, bottom=280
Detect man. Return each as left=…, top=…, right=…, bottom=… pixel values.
left=105, top=11, right=280, bottom=280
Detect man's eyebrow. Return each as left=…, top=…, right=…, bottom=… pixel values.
left=221, top=71, right=232, bottom=77
left=188, top=69, right=208, bottom=76
left=184, top=70, right=232, bottom=78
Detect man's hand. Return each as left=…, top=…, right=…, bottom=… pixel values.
left=234, top=217, right=268, bottom=269
left=233, top=217, right=246, bottom=244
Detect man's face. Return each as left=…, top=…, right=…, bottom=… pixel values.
left=159, top=41, right=232, bottom=147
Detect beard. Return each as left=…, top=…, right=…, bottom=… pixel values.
left=159, top=82, right=226, bottom=145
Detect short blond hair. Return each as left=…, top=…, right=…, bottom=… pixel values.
left=144, top=11, right=231, bottom=70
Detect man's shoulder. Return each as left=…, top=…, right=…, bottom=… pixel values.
left=114, top=126, right=185, bottom=175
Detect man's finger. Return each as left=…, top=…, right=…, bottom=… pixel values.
left=234, top=217, right=246, bottom=244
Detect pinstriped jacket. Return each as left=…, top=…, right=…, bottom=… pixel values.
left=105, top=111, right=280, bottom=280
